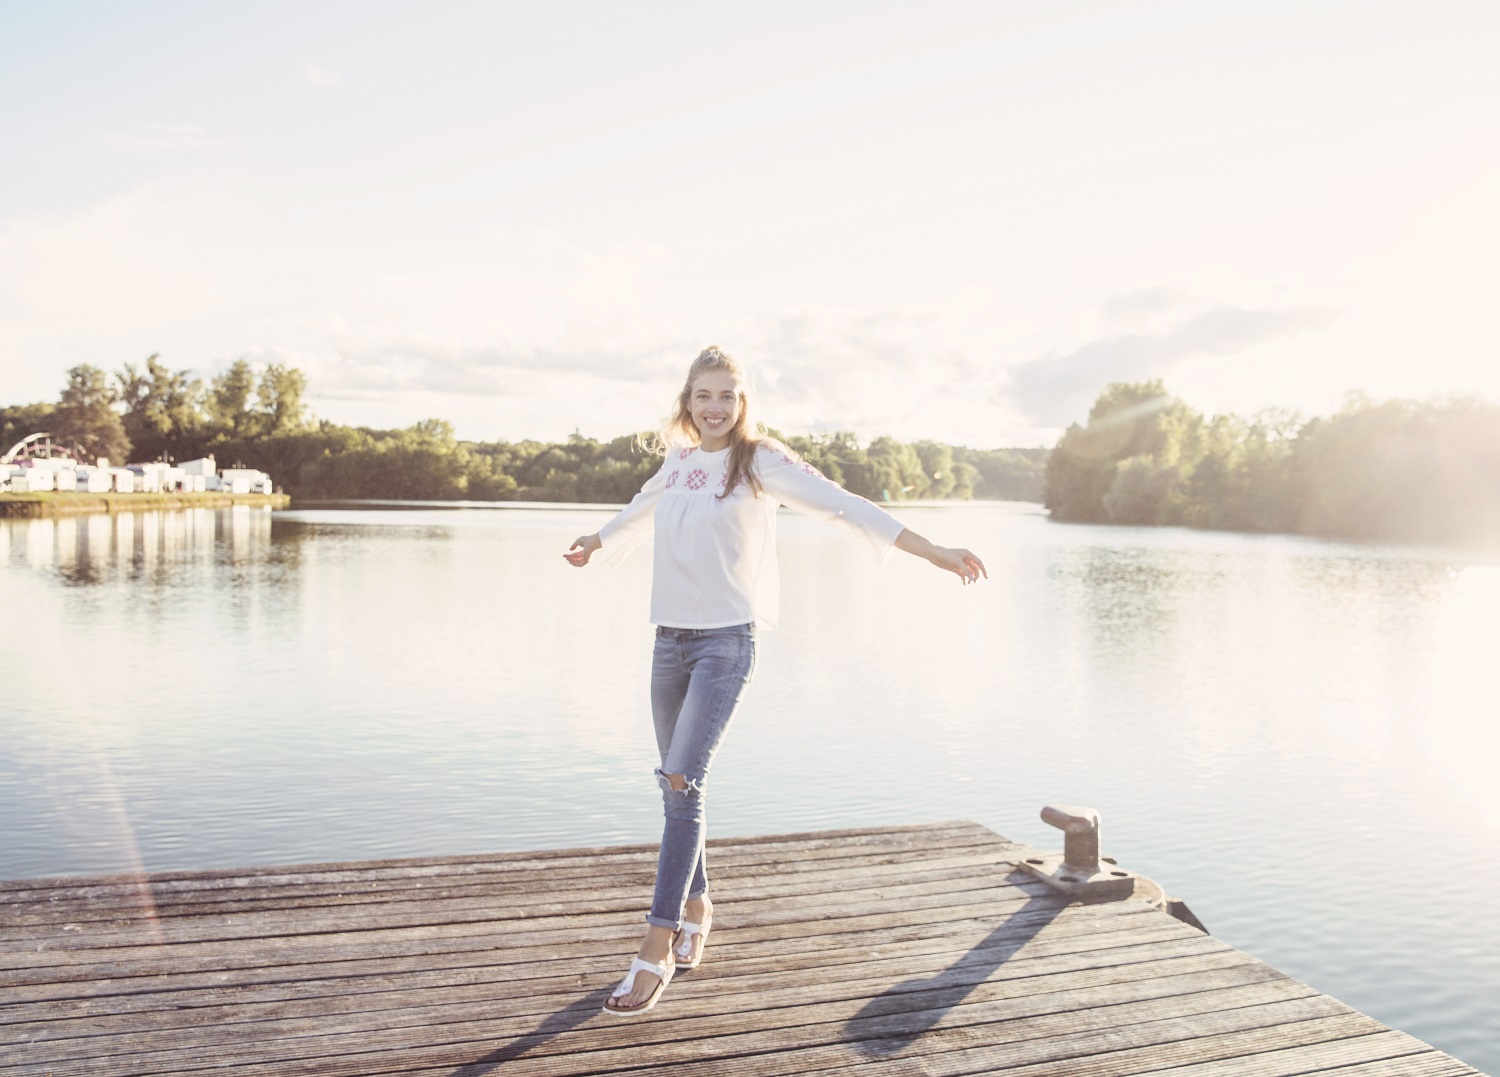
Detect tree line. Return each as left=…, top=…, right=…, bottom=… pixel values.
left=1, top=359, right=1047, bottom=503
left=7, top=360, right=1495, bottom=544
left=1046, top=380, right=1500, bottom=545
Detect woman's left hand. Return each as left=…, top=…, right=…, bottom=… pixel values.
left=931, top=546, right=987, bottom=585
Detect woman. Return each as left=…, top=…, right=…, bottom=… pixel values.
left=565, top=345, right=985, bottom=1016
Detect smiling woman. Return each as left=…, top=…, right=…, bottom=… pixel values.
left=563, top=344, right=987, bottom=1016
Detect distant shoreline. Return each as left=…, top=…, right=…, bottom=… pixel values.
left=285, top=497, right=1048, bottom=512
left=0, top=492, right=290, bottom=517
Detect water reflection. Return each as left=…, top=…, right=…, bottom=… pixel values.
left=1, top=506, right=276, bottom=588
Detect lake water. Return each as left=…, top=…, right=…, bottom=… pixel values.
left=2, top=503, right=1497, bottom=1070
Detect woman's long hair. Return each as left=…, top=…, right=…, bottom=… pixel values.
left=644, top=345, right=764, bottom=499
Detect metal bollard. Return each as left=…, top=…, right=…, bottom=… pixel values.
left=1015, top=803, right=1208, bottom=931
left=1042, top=804, right=1103, bottom=875
left=1017, top=803, right=1134, bottom=899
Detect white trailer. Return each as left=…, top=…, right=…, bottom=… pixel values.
left=179, top=457, right=217, bottom=477
left=128, top=465, right=162, bottom=493
left=222, top=468, right=272, bottom=495
left=25, top=469, right=57, bottom=492
left=75, top=467, right=112, bottom=493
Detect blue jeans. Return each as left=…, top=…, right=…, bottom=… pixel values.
left=646, top=623, right=757, bottom=930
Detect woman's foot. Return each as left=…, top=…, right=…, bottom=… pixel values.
left=675, top=895, right=714, bottom=968
left=605, top=925, right=676, bottom=1012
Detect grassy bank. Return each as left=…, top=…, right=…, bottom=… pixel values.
left=0, top=491, right=290, bottom=517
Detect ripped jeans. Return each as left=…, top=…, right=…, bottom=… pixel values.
left=646, top=623, right=757, bottom=930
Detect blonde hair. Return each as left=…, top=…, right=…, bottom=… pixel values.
left=644, top=345, right=765, bottom=499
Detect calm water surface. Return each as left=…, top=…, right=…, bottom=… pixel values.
left=2, top=503, right=1497, bottom=1070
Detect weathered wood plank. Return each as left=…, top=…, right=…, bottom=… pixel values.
left=0, top=898, right=1170, bottom=1012
left=0, top=894, right=1168, bottom=1006
left=0, top=835, right=1017, bottom=928
left=2, top=964, right=1316, bottom=1075
left=0, top=820, right=1001, bottom=897
left=719, top=1016, right=1419, bottom=1077
left=0, top=914, right=1236, bottom=1052
left=0, top=931, right=1240, bottom=1047
left=0, top=892, right=1135, bottom=1000
left=0, top=849, right=1023, bottom=941
left=0, top=876, right=1070, bottom=976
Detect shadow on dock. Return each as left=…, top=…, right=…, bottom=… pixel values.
left=845, top=891, right=1061, bottom=1057
left=446, top=988, right=615, bottom=1076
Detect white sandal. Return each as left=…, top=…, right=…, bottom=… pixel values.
left=602, top=954, right=675, bottom=1016
left=673, top=912, right=712, bottom=969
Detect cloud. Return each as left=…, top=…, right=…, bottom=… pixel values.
left=742, top=305, right=993, bottom=438
left=304, top=63, right=340, bottom=86
left=1004, top=300, right=1340, bottom=426
left=102, top=123, right=239, bottom=153
left=1097, top=285, right=1197, bottom=331
left=308, top=334, right=680, bottom=401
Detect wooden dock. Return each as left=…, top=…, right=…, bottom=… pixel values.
left=0, top=821, right=1483, bottom=1076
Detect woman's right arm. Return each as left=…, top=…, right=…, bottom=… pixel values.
left=563, top=459, right=669, bottom=568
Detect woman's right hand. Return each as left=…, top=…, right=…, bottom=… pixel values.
left=564, top=533, right=602, bottom=567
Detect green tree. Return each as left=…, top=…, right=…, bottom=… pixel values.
left=866, top=436, right=926, bottom=501
left=404, top=418, right=458, bottom=449
left=209, top=359, right=258, bottom=437
left=1294, top=395, right=1500, bottom=544
left=1102, top=456, right=1178, bottom=524
left=954, top=446, right=1047, bottom=500
left=914, top=440, right=958, bottom=499
left=52, top=365, right=130, bottom=464
left=1045, top=381, right=1203, bottom=523
left=256, top=363, right=308, bottom=436
left=464, top=453, right=521, bottom=500
left=117, top=354, right=207, bottom=461
left=1181, top=410, right=1301, bottom=532
left=1044, top=381, right=1500, bottom=546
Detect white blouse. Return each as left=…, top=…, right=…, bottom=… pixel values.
left=597, top=441, right=906, bottom=629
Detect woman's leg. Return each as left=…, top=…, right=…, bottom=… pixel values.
left=647, top=628, right=697, bottom=910
left=610, top=625, right=754, bottom=1011
left=647, top=624, right=755, bottom=930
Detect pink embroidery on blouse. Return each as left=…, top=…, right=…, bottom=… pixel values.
left=678, top=447, right=695, bottom=460
left=685, top=469, right=708, bottom=491
left=665, top=470, right=680, bottom=488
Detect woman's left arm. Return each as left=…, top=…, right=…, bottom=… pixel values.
left=757, top=443, right=985, bottom=584
left=893, top=528, right=987, bottom=585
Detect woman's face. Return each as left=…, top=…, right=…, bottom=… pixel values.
left=689, top=369, right=742, bottom=450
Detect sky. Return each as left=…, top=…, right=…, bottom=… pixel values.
left=1, top=0, right=1497, bottom=448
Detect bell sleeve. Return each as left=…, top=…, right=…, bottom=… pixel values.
left=596, top=459, right=669, bottom=565
left=755, top=443, right=905, bottom=561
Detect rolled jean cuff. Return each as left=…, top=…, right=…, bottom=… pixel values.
left=645, top=913, right=682, bottom=930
